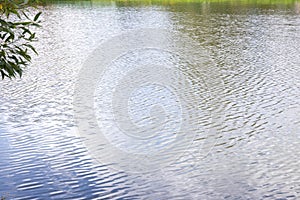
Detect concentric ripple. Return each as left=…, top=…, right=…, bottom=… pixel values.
left=0, top=2, right=299, bottom=199
left=74, top=28, right=225, bottom=172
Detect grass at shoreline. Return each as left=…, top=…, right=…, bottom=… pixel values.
left=45, top=0, right=300, bottom=4
left=41, top=0, right=300, bottom=10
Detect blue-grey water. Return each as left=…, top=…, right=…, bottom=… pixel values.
left=1, top=1, right=300, bottom=199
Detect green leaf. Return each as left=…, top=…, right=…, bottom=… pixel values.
left=34, top=12, right=42, bottom=21
left=24, top=44, right=38, bottom=55
left=0, top=1, right=41, bottom=80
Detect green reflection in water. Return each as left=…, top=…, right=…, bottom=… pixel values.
left=45, top=0, right=300, bottom=6
left=43, top=0, right=300, bottom=15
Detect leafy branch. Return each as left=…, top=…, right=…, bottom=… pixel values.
left=0, top=0, right=41, bottom=79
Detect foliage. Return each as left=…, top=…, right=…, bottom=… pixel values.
left=0, top=0, right=41, bottom=79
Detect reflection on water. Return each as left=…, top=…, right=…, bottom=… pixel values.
left=0, top=1, right=300, bottom=199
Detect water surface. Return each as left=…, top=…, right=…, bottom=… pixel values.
left=0, top=1, right=300, bottom=199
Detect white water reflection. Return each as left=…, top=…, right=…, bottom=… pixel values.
left=0, top=1, right=299, bottom=199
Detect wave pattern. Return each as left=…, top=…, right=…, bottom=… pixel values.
left=0, top=2, right=299, bottom=199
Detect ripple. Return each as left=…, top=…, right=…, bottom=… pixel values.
left=1, top=2, right=300, bottom=199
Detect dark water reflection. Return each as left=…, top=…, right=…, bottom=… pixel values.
left=0, top=1, right=300, bottom=199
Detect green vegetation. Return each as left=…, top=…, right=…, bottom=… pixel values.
left=47, top=0, right=300, bottom=6
left=0, top=0, right=41, bottom=79
left=44, top=0, right=300, bottom=12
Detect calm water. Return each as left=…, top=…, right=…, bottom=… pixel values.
left=1, top=1, right=300, bottom=199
